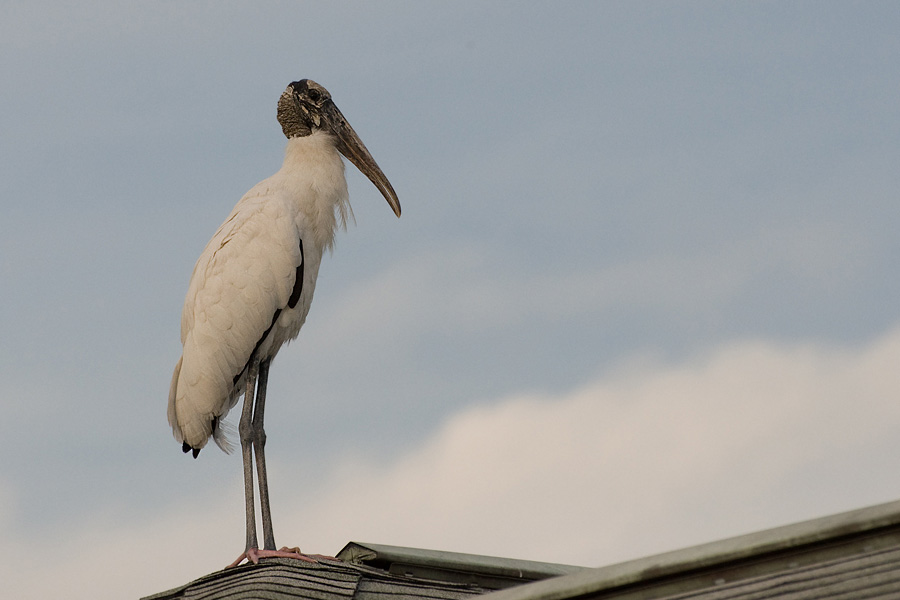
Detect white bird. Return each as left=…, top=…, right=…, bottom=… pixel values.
left=168, top=79, right=400, bottom=566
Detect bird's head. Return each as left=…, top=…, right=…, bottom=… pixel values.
left=278, top=79, right=401, bottom=217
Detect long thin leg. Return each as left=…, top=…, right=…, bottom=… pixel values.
left=253, top=358, right=276, bottom=551
left=239, top=355, right=260, bottom=554
left=227, top=353, right=316, bottom=568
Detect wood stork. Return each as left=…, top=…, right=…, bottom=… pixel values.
left=167, top=79, right=400, bottom=566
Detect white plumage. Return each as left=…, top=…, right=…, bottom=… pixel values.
left=168, top=131, right=349, bottom=451
left=166, top=79, right=399, bottom=565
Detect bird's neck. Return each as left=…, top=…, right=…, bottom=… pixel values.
left=279, top=132, right=353, bottom=252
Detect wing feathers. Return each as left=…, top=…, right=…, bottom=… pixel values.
left=170, top=194, right=305, bottom=449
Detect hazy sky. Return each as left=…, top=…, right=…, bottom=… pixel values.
left=2, top=2, right=899, bottom=598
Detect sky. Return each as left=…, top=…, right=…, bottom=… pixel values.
left=1, top=1, right=899, bottom=598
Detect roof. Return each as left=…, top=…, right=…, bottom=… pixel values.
left=143, top=498, right=900, bottom=600
left=142, top=545, right=583, bottom=600
left=142, top=556, right=487, bottom=600
left=478, top=498, right=900, bottom=600
left=336, top=542, right=586, bottom=590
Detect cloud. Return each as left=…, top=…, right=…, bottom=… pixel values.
left=279, top=325, right=900, bottom=564
left=4, top=326, right=899, bottom=598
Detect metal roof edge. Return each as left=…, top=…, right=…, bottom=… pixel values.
left=337, top=541, right=588, bottom=588
left=476, top=498, right=900, bottom=600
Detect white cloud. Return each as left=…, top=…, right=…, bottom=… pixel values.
left=4, top=327, right=899, bottom=598
left=279, top=324, right=900, bottom=564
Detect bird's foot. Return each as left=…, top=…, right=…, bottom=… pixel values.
left=227, top=546, right=319, bottom=568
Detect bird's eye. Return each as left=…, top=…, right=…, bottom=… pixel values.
left=307, top=89, right=321, bottom=102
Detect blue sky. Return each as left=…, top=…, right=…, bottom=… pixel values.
left=1, top=2, right=899, bottom=598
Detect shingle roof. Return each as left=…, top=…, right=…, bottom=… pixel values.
left=142, top=545, right=582, bottom=600
left=142, top=556, right=488, bottom=600
left=478, top=499, right=900, bottom=600
left=143, top=499, right=900, bottom=600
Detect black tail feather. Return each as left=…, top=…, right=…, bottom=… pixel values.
left=182, top=441, right=200, bottom=459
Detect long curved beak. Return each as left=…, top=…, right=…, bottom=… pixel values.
left=324, top=102, right=401, bottom=218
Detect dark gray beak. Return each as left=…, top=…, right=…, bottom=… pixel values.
left=323, top=103, right=401, bottom=217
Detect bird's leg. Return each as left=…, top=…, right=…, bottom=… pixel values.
left=253, top=357, right=276, bottom=551
left=239, top=354, right=260, bottom=555
left=227, top=355, right=316, bottom=567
